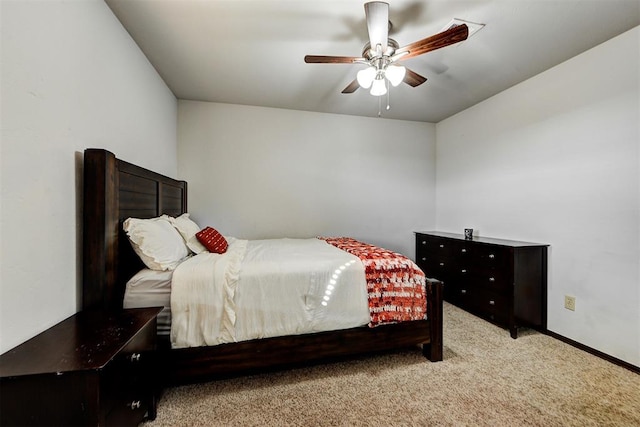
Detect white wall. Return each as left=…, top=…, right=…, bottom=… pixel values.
left=0, top=0, right=177, bottom=353
left=436, top=27, right=639, bottom=366
left=177, top=102, right=436, bottom=258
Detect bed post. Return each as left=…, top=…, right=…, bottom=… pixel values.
left=83, top=149, right=118, bottom=311
left=423, top=279, right=443, bottom=361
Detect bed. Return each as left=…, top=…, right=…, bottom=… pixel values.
left=82, top=148, right=443, bottom=386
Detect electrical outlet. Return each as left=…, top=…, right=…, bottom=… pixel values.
left=564, top=295, right=576, bottom=311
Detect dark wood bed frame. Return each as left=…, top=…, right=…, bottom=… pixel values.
left=82, top=148, right=443, bottom=386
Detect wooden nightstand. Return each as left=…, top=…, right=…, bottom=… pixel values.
left=0, top=307, right=162, bottom=426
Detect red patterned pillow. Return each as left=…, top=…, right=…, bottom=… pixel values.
left=195, top=227, right=228, bottom=254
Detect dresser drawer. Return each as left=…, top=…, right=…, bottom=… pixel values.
left=422, top=257, right=450, bottom=281
left=424, top=258, right=509, bottom=292
left=471, top=288, right=509, bottom=325
left=448, top=285, right=508, bottom=324
left=468, top=270, right=510, bottom=291
left=416, top=234, right=474, bottom=260
left=473, top=245, right=510, bottom=270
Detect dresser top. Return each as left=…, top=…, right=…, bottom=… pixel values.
left=415, top=231, right=548, bottom=248
left=0, top=307, right=162, bottom=378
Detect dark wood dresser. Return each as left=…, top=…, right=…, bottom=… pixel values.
left=415, top=231, right=548, bottom=338
left=0, top=307, right=162, bottom=426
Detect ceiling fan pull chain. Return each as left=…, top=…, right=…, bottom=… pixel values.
left=378, top=96, right=382, bottom=117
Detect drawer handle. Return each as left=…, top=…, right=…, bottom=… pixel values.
left=130, top=353, right=141, bottom=362
left=489, top=254, right=495, bottom=259
left=422, top=241, right=426, bottom=245
left=421, top=257, right=426, bottom=261
left=461, top=269, right=467, bottom=273
left=489, top=277, right=495, bottom=282
left=129, top=400, right=141, bottom=410
left=461, top=289, right=467, bottom=294
left=489, top=300, right=495, bottom=305
left=439, top=262, right=445, bottom=267
left=439, top=244, right=444, bottom=248
left=461, top=249, right=466, bottom=253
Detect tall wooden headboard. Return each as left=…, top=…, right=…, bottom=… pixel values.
left=82, top=149, right=187, bottom=310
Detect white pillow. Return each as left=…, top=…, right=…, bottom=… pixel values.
left=123, top=217, right=190, bottom=271
left=169, top=213, right=207, bottom=254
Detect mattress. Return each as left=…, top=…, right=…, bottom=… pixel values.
left=123, top=237, right=424, bottom=349
left=123, top=269, right=173, bottom=337
left=170, top=238, right=371, bottom=348
left=123, top=238, right=372, bottom=346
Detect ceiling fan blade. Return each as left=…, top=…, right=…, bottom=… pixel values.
left=364, top=1, right=389, bottom=54
left=304, top=55, right=365, bottom=64
left=403, top=68, right=427, bottom=87
left=341, top=79, right=360, bottom=94
left=395, top=24, right=469, bottom=61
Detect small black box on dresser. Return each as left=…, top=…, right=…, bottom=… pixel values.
left=0, top=307, right=162, bottom=426
left=415, top=231, right=548, bottom=338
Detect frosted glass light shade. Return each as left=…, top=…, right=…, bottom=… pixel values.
left=356, top=67, right=376, bottom=89
left=385, top=64, right=406, bottom=86
left=370, top=78, right=387, bottom=96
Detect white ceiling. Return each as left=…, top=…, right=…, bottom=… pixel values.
left=105, top=0, right=640, bottom=123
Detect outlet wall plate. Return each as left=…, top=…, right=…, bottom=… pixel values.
left=564, top=295, right=576, bottom=311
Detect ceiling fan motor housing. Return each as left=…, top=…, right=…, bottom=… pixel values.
left=362, top=38, right=399, bottom=60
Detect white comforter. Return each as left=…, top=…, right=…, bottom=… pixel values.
left=170, top=238, right=371, bottom=348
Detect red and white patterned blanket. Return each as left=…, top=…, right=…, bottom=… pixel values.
left=320, top=237, right=427, bottom=327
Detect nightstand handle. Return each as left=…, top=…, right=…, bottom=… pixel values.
left=489, top=277, right=495, bottom=282
left=422, top=241, right=426, bottom=245
left=461, top=248, right=466, bottom=253
left=461, top=269, right=467, bottom=273
left=461, top=289, right=467, bottom=294
left=421, top=257, right=426, bottom=261
left=489, top=300, right=495, bottom=305
left=130, top=353, right=141, bottom=362
left=129, top=400, right=141, bottom=410
left=489, top=254, right=495, bottom=259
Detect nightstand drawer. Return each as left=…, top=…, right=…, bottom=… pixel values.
left=103, top=349, right=155, bottom=411
left=103, top=333, right=157, bottom=424
left=105, top=397, right=150, bottom=427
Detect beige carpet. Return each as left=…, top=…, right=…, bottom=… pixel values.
left=144, top=303, right=640, bottom=426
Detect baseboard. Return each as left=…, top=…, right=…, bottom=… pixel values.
left=545, top=330, right=639, bottom=374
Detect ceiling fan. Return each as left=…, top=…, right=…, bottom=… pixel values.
left=304, top=1, right=469, bottom=96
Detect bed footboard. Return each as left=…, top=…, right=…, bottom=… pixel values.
left=424, top=278, right=443, bottom=361
left=160, top=279, right=443, bottom=385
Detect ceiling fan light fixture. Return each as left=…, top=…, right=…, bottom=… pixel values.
left=357, top=67, right=376, bottom=89
left=385, top=64, right=406, bottom=87
left=370, top=77, right=387, bottom=96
